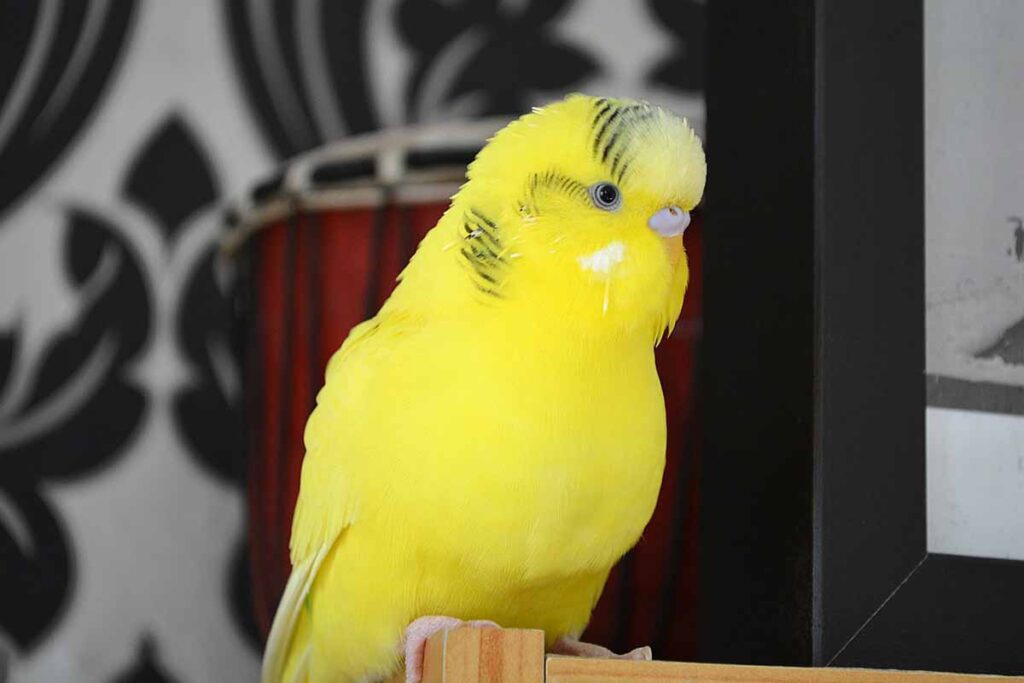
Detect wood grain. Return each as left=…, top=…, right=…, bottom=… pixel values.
left=391, top=628, right=1020, bottom=682
left=419, top=627, right=545, bottom=683
left=546, top=657, right=1021, bottom=683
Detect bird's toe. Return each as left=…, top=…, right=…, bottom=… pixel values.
left=622, top=645, right=653, bottom=661
left=402, top=616, right=500, bottom=683
left=551, top=636, right=653, bottom=661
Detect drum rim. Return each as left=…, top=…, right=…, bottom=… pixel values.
left=222, top=118, right=511, bottom=255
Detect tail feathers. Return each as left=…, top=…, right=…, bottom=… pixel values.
left=262, top=543, right=330, bottom=683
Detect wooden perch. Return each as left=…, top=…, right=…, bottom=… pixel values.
left=423, top=627, right=545, bottom=683
left=403, top=627, right=1019, bottom=682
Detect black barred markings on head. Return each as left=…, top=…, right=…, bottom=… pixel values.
left=460, top=208, right=506, bottom=297
left=524, top=169, right=591, bottom=215
left=591, top=99, right=660, bottom=185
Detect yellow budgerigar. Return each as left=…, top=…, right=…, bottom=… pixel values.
left=262, top=94, right=706, bottom=683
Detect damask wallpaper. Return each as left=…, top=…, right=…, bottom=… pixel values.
left=0, top=1, right=704, bottom=681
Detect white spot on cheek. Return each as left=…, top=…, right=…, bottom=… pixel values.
left=577, top=241, right=626, bottom=275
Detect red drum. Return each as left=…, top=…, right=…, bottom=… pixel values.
left=227, top=122, right=703, bottom=659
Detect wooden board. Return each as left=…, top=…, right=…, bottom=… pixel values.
left=546, top=657, right=1021, bottom=683
left=420, top=627, right=545, bottom=683
left=399, top=627, right=1020, bottom=682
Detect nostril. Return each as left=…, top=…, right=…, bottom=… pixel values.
left=648, top=206, right=690, bottom=237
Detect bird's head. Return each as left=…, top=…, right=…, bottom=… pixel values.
left=423, top=94, right=705, bottom=344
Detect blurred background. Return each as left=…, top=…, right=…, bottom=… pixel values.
left=0, top=1, right=705, bottom=680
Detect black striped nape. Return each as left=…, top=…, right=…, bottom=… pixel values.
left=524, top=169, right=590, bottom=213
left=591, top=97, right=614, bottom=128
left=591, top=100, right=659, bottom=184
left=460, top=207, right=505, bottom=297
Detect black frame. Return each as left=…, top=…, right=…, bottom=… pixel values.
left=699, top=0, right=1024, bottom=675
left=698, top=0, right=815, bottom=667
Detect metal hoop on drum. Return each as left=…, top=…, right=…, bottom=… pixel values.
left=223, top=120, right=509, bottom=636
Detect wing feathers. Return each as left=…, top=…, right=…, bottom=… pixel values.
left=261, top=541, right=331, bottom=683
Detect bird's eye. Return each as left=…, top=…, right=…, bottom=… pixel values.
left=589, top=182, right=621, bottom=211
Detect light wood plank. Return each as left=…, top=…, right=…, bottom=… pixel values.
left=546, top=657, right=1021, bottom=683
left=392, top=628, right=1020, bottom=682
left=416, top=627, right=545, bottom=683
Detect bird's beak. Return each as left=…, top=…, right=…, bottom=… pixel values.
left=649, top=206, right=689, bottom=269
left=648, top=206, right=690, bottom=237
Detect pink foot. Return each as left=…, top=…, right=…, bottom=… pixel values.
left=551, top=635, right=652, bottom=661
left=402, top=616, right=500, bottom=683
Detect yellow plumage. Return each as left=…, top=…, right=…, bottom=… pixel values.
left=263, top=94, right=706, bottom=683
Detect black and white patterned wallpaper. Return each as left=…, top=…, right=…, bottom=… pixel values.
left=0, top=1, right=703, bottom=680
